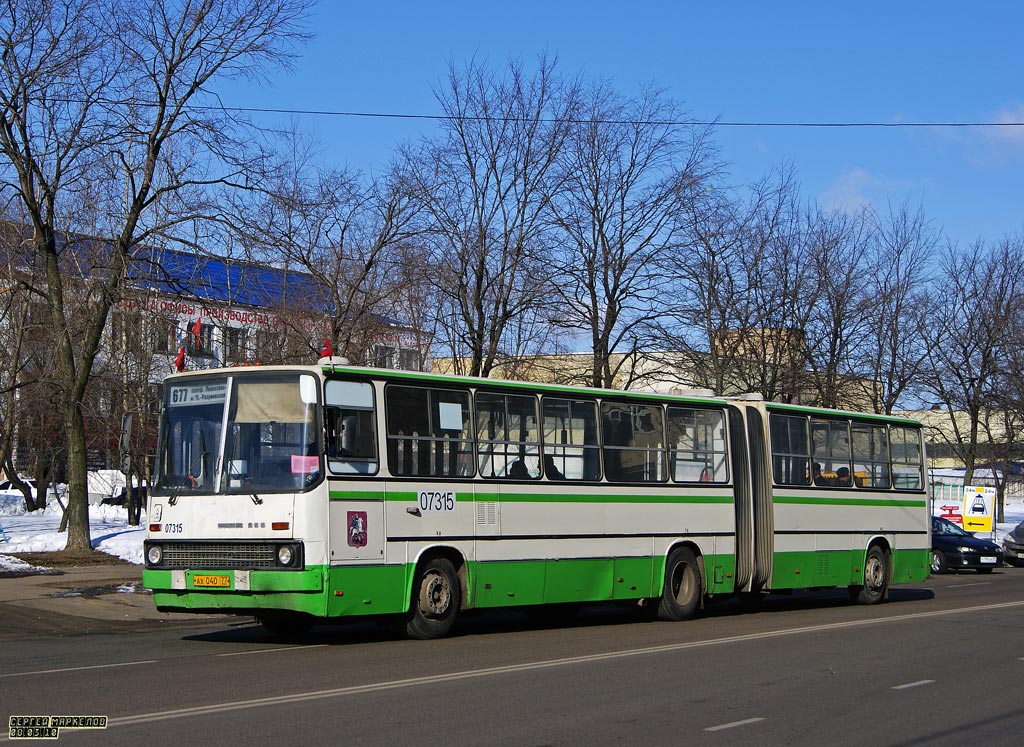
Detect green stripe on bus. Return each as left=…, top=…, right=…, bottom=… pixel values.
left=774, top=495, right=927, bottom=508
left=475, top=492, right=733, bottom=505
left=329, top=489, right=732, bottom=505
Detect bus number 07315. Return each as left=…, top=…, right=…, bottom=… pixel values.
left=418, top=490, right=455, bottom=512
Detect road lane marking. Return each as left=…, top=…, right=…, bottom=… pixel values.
left=0, top=660, right=157, bottom=679
left=3, top=598, right=1022, bottom=740
left=946, top=582, right=991, bottom=589
left=217, top=644, right=328, bottom=657
left=705, top=717, right=765, bottom=732
left=891, top=680, right=934, bottom=690
left=31, top=599, right=1024, bottom=734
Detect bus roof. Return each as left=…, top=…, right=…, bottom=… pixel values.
left=164, top=362, right=922, bottom=425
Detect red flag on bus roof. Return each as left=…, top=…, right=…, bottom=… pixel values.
left=320, top=338, right=333, bottom=358
left=191, top=317, right=202, bottom=348
left=174, top=347, right=185, bottom=372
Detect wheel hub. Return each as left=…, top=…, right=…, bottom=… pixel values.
left=420, top=572, right=451, bottom=617
left=865, top=555, right=884, bottom=589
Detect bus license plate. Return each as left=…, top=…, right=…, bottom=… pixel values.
left=980, top=557, right=997, bottom=564
left=193, top=574, right=231, bottom=588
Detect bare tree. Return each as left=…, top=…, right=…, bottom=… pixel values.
left=234, top=132, right=422, bottom=366
left=658, top=179, right=761, bottom=395
left=407, top=54, right=576, bottom=378
left=923, top=237, right=1024, bottom=517
left=0, top=0, right=312, bottom=550
left=986, top=294, right=1024, bottom=519
left=664, top=167, right=820, bottom=401
left=548, top=81, right=715, bottom=390
left=801, top=205, right=873, bottom=409
left=854, top=202, right=939, bottom=414
left=0, top=229, right=31, bottom=492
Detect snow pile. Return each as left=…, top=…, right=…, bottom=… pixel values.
left=0, top=493, right=145, bottom=572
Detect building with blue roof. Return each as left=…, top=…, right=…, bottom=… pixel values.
left=2, top=227, right=426, bottom=476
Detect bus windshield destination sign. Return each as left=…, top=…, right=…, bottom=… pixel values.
left=167, top=382, right=227, bottom=407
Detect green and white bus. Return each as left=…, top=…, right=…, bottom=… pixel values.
left=143, top=359, right=930, bottom=639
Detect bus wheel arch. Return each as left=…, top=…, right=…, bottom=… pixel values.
left=849, top=541, right=890, bottom=605
left=405, top=549, right=465, bottom=640
left=656, top=543, right=704, bottom=621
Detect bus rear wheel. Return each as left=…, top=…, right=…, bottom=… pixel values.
left=657, top=547, right=702, bottom=621
left=849, top=545, right=889, bottom=604
left=405, top=557, right=460, bottom=640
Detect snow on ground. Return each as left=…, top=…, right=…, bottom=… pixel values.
left=1, top=489, right=1023, bottom=576
left=0, top=492, right=145, bottom=573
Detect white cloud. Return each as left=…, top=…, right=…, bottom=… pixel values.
left=983, top=104, right=1024, bottom=148
left=818, top=168, right=881, bottom=212
left=818, top=169, right=924, bottom=214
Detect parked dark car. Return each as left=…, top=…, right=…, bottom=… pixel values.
left=101, top=485, right=147, bottom=506
left=1002, top=520, right=1024, bottom=567
left=931, top=516, right=1003, bottom=574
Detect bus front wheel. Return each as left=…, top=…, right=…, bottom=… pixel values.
left=657, top=547, right=702, bottom=621
left=850, top=545, right=889, bottom=604
left=406, top=557, right=460, bottom=640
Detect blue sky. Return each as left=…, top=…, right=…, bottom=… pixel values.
left=219, top=2, right=1023, bottom=247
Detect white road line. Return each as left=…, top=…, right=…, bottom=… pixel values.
left=0, top=660, right=157, bottom=679
left=946, top=582, right=992, bottom=589
left=217, top=644, right=328, bottom=657
left=35, top=599, right=1024, bottom=734
left=891, top=680, right=935, bottom=690
left=704, top=717, right=766, bottom=732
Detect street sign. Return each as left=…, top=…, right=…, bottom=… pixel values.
left=961, top=485, right=995, bottom=533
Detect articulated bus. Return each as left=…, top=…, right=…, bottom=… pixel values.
left=143, top=359, right=930, bottom=639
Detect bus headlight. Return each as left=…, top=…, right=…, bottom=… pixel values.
left=147, top=544, right=163, bottom=566
left=277, top=545, right=294, bottom=566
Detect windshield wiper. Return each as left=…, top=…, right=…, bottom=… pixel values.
left=170, top=428, right=208, bottom=505
left=225, top=431, right=262, bottom=505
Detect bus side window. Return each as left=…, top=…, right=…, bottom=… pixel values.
left=324, top=381, right=378, bottom=475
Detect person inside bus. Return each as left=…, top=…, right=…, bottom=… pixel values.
left=835, top=466, right=852, bottom=487
left=812, top=462, right=828, bottom=486
left=508, top=458, right=530, bottom=479
left=543, top=454, right=565, bottom=480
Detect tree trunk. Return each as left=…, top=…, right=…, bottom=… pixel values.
left=62, top=400, right=92, bottom=552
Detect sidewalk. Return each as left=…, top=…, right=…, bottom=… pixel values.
left=0, top=562, right=227, bottom=624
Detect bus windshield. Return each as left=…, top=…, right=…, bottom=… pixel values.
left=154, top=372, right=321, bottom=496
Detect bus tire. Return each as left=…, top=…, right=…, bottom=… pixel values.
left=259, top=611, right=314, bottom=640
left=657, top=547, right=702, bottom=621
left=406, top=557, right=460, bottom=640
left=850, top=545, right=889, bottom=605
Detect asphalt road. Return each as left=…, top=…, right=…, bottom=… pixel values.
left=3, top=569, right=1024, bottom=746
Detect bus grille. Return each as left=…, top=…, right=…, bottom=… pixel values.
left=161, top=542, right=277, bottom=570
